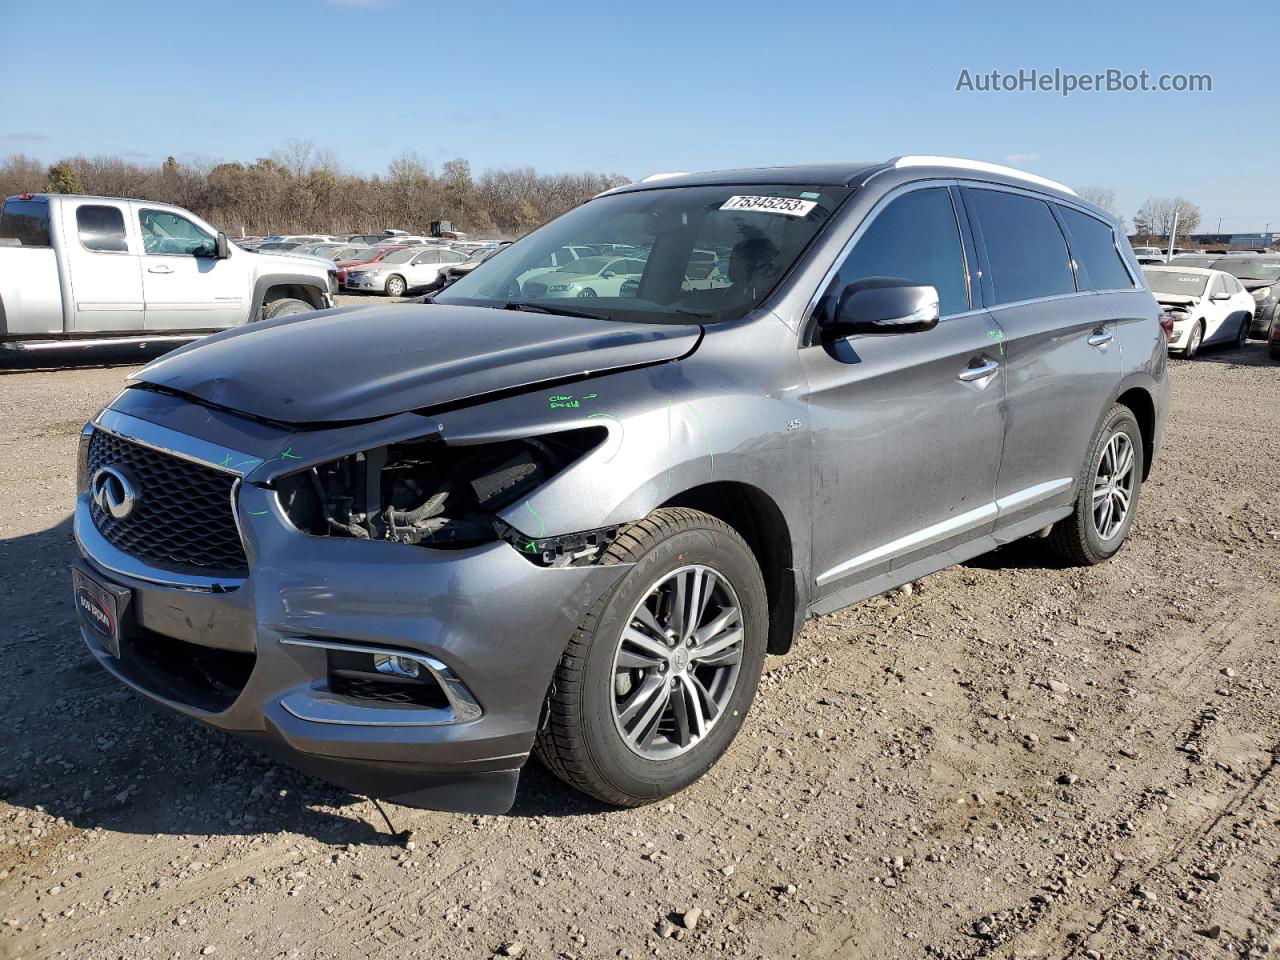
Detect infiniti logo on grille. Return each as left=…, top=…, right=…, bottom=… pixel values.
left=91, top=465, right=140, bottom=519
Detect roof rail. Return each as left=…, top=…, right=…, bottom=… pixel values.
left=892, top=156, right=1077, bottom=196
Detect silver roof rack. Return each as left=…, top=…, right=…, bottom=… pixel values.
left=892, top=156, right=1077, bottom=196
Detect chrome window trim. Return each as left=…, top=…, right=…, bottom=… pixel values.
left=94, top=407, right=261, bottom=477
left=279, top=637, right=483, bottom=726
left=803, top=178, right=972, bottom=331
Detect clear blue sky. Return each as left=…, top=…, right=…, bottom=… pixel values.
left=2, top=0, right=1276, bottom=231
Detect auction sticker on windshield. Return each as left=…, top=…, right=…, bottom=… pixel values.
left=720, top=195, right=817, bottom=217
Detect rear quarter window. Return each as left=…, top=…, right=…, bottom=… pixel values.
left=1058, top=206, right=1133, bottom=291
left=0, top=198, right=52, bottom=247
left=76, top=205, right=129, bottom=253
left=966, top=189, right=1076, bottom=305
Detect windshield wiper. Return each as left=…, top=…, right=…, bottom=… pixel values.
left=501, top=301, right=607, bottom=320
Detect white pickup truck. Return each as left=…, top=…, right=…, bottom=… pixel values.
left=0, top=193, right=336, bottom=355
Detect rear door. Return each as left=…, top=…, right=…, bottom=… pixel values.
left=61, top=199, right=145, bottom=332
left=134, top=204, right=245, bottom=330
left=961, top=186, right=1121, bottom=528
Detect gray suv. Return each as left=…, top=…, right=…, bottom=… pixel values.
left=71, top=157, right=1169, bottom=814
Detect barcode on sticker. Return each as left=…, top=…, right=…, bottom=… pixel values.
left=720, top=195, right=817, bottom=217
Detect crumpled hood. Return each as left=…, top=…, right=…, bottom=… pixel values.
left=132, top=304, right=702, bottom=424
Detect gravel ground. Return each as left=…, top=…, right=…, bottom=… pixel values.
left=1, top=332, right=1278, bottom=960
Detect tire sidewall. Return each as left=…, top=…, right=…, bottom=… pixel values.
left=577, top=527, right=767, bottom=802
left=1185, top=322, right=1203, bottom=358
left=1079, top=409, right=1144, bottom=561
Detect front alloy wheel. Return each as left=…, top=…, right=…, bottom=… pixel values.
left=535, top=508, right=768, bottom=807
left=611, top=565, right=744, bottom=760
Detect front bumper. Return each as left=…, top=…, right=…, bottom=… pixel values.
left=72, top=475, right=627, bottom=813
left=1252, top=299, right=1277, bottom=337
left=1166, top=318, right=1194, bottom=350
left=345, top=274, right=386, bottom=291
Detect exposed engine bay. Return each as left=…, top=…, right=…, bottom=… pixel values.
left=273, top=427, right=619, bottom=566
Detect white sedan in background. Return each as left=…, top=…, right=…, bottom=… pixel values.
left=520, top=256, right=647, bottom=299
left=346, top=246, right=469, bottom=296
left=1143, top=265, right=1254, bottom=358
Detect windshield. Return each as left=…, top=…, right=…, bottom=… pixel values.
left=1144, top=269, right=1209, bottom=297
left=373, top=247, right=418, bottom=265
left=433, top=183, right=852, bottom=323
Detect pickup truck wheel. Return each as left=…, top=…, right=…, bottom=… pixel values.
left=1046, top=404, right=1144, bottom=566
left=385, top=275, right=407, bottom=297
left=260, top=297, right=313, bottom=321
left=535, top=507, right=768, bottom=807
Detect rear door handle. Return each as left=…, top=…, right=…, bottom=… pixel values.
left=958, top=359, right=1000, bottom=382
left=147, top=264, right=174, bottom=274
left=1087, top=328, right=1113, bottom=346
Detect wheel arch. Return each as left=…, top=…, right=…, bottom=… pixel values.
left=1115, top=386, right=1155, bottom=480
left=660, top=481, right=798, bottom=655
left=251, top=274, right=328, bottom=320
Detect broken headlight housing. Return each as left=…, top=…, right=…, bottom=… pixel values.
left=273, top=427, right=617, bottom=564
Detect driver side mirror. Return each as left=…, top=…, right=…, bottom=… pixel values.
left=822, top=278, right=940, bottom=336
left=215, top=232, right=230, bottom=259
left=602, top=270, right=616, bottom=279
left=1210, top=291, right=1230, bottom=301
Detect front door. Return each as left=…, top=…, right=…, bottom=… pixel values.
left=799, top=185, right=1006, bottom=604
left=134, top=205, right=245, bottom=330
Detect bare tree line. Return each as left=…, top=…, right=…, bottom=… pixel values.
left=0, top=141, right=630, bottom=238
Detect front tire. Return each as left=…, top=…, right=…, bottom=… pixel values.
left=259, top=297, right=313, bottom=321
left=1183, top=321, right=1204, bottom=358
left=535, top=508, right=768, bottom=807
left=1235, top=316, right=1251, bottom=349
left=1047, top=404, right=1144, bottom=566
left=385, top=275, right=407, bottom=297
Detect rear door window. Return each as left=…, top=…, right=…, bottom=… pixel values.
left=966, top=189, right=1076, bottom=304
left=76, top=205, right=129, bottom=253
left=0, top=198, right=52, bottom=247
left=1057, top=206, right=1133, bottom=291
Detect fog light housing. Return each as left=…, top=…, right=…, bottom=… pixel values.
left=374, top=654, right=421, bottom=679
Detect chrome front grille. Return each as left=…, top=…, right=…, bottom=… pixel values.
left=87, top=429, right=248, bottom=574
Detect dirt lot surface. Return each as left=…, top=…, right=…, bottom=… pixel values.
left=1, top=338, right=1277, bottom=960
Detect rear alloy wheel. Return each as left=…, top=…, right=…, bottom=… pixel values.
left=536, top=508, right=768, bottom=806
left=1047, top=404, right=1144, bottom=566
left=385, top=275, right=407, bottom=297
left=1184, top=321, right=1204, bottom=359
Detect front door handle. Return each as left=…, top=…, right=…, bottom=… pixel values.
left=958, top=359, right=1000, bottom=382
left=1087, top=328, right=1113, bottom=347
left=147, top=264, right=174, bottom=274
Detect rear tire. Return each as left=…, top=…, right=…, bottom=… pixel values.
left=1047, top=404, right=1144, bottom=566
left=535, top=507, right=768, bottom=807
left=385, top=275, right=407, bottom=297
left=259, top=297, right=313, bottom=321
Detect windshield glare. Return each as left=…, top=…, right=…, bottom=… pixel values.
left=377, top=248, right=418, bottom=265
left=433, top=183, right=851, bottom=323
